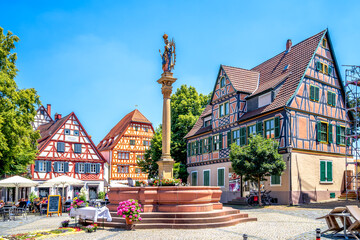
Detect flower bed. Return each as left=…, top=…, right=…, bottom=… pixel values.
left=0, top=227, right=83, bottom=240
left=153, top=178, right=182, bottom=186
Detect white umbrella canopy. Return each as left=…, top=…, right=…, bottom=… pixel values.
left=0, top=176, right=38, bottom=202
left=41, top=175, right=84, bottom=200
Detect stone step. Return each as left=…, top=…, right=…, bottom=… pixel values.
left=86, top=216, right=257, bottom=229
left=110, top=213, right=248, bottom=224
left=110, top=207, right=240, bottom=219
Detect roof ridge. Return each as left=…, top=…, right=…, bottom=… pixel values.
left=222, top=64, right=259, bottom=73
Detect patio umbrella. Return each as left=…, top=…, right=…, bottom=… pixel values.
left=41, top=175, right=84, bottom=201
left=0, top=176, right=38, bottom=202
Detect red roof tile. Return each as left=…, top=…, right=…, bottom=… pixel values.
left=37, top=114, right=70, bottom=150
left=222, top=65, right=259, bottom=94
left=97, top=109, right=152, bottom=151
left=184, top=105, right=212, bottom=139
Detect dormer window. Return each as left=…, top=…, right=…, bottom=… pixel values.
left=203, top=116, right=211, bottom=127
left=220, top=76, right=226, bottom=88
left=258, top=92, right=272, bottom=108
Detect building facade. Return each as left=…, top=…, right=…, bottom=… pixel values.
left=97, top=109, right=154, bottom=185
left=185, top=29, right=351, bottom=204
left=31, top=107, right=107, bottom=199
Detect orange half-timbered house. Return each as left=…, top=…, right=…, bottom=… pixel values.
left=185, top=29, right=352, bottom=204
left=97, top=109, right=154, bottom=185
left=32, top=109, right=107, bottom=199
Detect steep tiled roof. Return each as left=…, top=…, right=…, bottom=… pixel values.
left=222, top=65, right=259, bottom=94
left=184, top=105, right=212, bottom=139
left=37, top=114, right=71, bottom=150
left=248, top=30, right=325, bottom=114
left=97, top=109, right=152, bottom=151
left=185, top=30, right=326, bottom=138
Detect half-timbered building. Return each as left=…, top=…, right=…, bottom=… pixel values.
left=97, top=109, right=154, bottom=185
left=32, top=109, right=107, bottom=199
left=185, top=29, right=352, bottom=204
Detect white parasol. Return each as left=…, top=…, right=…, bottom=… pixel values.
left=0, top=176, right=38, bottom=202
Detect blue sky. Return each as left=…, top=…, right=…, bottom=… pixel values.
left=1, top=0, right=359, bottom=144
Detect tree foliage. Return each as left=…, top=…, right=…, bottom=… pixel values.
left=0, top=27, right=41, bottom=176
left=229, top=134, right=286, bottom=206
left=138, top=85, right=210, bottom=182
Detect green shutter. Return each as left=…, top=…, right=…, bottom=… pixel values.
left=275, top=117, right=280, bottom=139
left=204, top=171, right=210, bottom=186
left=271, top=175, right=280, bottom=185
left=320, top=161, right=326, bottom=182
left=219, top=133, right=223, bottom=150
left=316, top=61, right=322, bottom=71
left=315, top=87, right=319, bottom=101
left=332, top=93, right=336, bottom=107
left=327, top=91, right=331, bottom=105
left=327, top=161, right=333, bottom=182
left=187, top=143, right=191, bottom=156
left=227, top=131, right=231, bottom=148
left=199, top=140, right=203, bottom=154
left=317, top=122, right=321, bottom=142
left=240, top=127, right=245, bottom=146
left=328, top=124, right=333, bottom=143
left=218, top=168, right=224, bottom=186
left=209, top=136, right=212, bottom=152
left=328, top=66, right=332, bottom=75
left=336, top=125, right=340, bottom=145
left=310, top=86, right=315, bottom=101
left=256, top=121, right=263, bottom=136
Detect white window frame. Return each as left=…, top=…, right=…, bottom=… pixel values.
left=78, top=163, right=85, bottom=173
left=38, top=161, right=46, bottom=173
left=270, top=175, right=281, bottom=186
left=64, top=129, right=70, bottom=135
left=58, top=162, right=65, bottom=173
left=258, top=92, right=272, bottom=108
left=203, top=169, right=211, bottom=186
left=217, top=167, right=225, bottom=188
left=191, top=171, right=198, bottom=186
left=320, top=160, right=333, bottom=184
left=90, top=164, right=96, bottom=173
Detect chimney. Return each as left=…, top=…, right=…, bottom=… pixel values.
left=286, top=39, right=292, bottom=53
left=46, top=104, right=51, bottom=116
left=54, top=113, right=62, bottom=121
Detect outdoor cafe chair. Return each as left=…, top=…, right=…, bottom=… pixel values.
left=346, top=205, right=360, bottom=239
left=316, top=207, right=349, bottom=234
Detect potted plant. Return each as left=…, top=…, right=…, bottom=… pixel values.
left=61, top=220, right=70, bottom=227
left=83, top=224, right=97, bottom=233
left=117, top=199, right=143, bottom=230
left=154, top=178, right=182, bottom=186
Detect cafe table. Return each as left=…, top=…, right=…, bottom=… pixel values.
left=69, top=206, right=112, bottom=228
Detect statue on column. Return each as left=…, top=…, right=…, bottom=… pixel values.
left=159, top=34, right=176, bottom=73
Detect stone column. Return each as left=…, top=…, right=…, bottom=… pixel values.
left=157, top=72, right=177, bottom=179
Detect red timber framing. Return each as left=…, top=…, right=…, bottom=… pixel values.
left=32, top=112, right=106, bottom=181
left=97, top=109, right=154, bottom=182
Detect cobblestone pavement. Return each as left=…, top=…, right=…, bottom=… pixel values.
left=1, top=201, right=359, bottom=240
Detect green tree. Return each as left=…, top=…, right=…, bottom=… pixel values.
left=229, top=134, right=286, bottom=206
left=139, top=85, right=210, bottom=182
left=0, top=27, right=41, bottom=176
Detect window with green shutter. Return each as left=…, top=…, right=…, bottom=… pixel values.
left=208, top=136, right=213, bottom=152
left=227, top=131, right=231, bottom=148
left=315, top=87, right=320, bottom=101
left=199, top=140, right=203, bottom=154
left=265, top=119, right=275, bottom=139
left=240, top=127, right=246, bottom=146
left=316, top=61, right=322, bottom=71
left=270, top=175, right=281, bottom=185
left=336, top=125, right=346, bottom=145
left=317, top=122, right=328, bottom=143
left=310, top=85, right=319, bottom=102
left=256, top=121, right=263, bottom=136
left=248, top=125, right=256, bottom=137
left=320, top=160, right=333, bottom=183
left=191, top=172, right=198, bottom=186
left=217, top=168, right=225, bottom=187
left=213, top=135, right=220, bottom=151
left=203, top=170, right=210, bottom=186
left=232, top=129, right=240, bottom=145
left=219, top=133, right=223, bottom=150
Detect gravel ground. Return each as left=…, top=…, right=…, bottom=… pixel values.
left=1, top=201, right=359, bottom=240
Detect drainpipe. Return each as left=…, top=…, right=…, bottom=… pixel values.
left=285, top=107, right=293, bottom=205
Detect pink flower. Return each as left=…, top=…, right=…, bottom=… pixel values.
left=122, top=215, right=126, bottom=218
left=139, top=217, right=142, bottom=221
left=134, top=214, right=138, bottom=217
left=141, top=209, right=143, bottom=212
left=139, top=204, right=141, bottom=207
left=137, top=209, right=140, bottom=212
left=132, top=200, right=135, bottom=204
left=129, top=215, right=132, bottom=218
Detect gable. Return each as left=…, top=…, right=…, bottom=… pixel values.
left=32, top=106, right=52, bottom=130
left=211, top=67, right=236, bottom=102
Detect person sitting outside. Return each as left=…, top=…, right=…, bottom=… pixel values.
left=33, top=198, right=41, bottom=213
left=40, top=197, right=48, bottom=215
left=0, top=200, right=4, bottom=209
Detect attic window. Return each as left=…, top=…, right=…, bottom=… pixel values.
left=40, top=110, right=45, bottom=115
left=322, top=39, right=327, bottom=48
left=220, top=77, right=226, bottom=88
left=283, top=65, right=290, bottom=71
